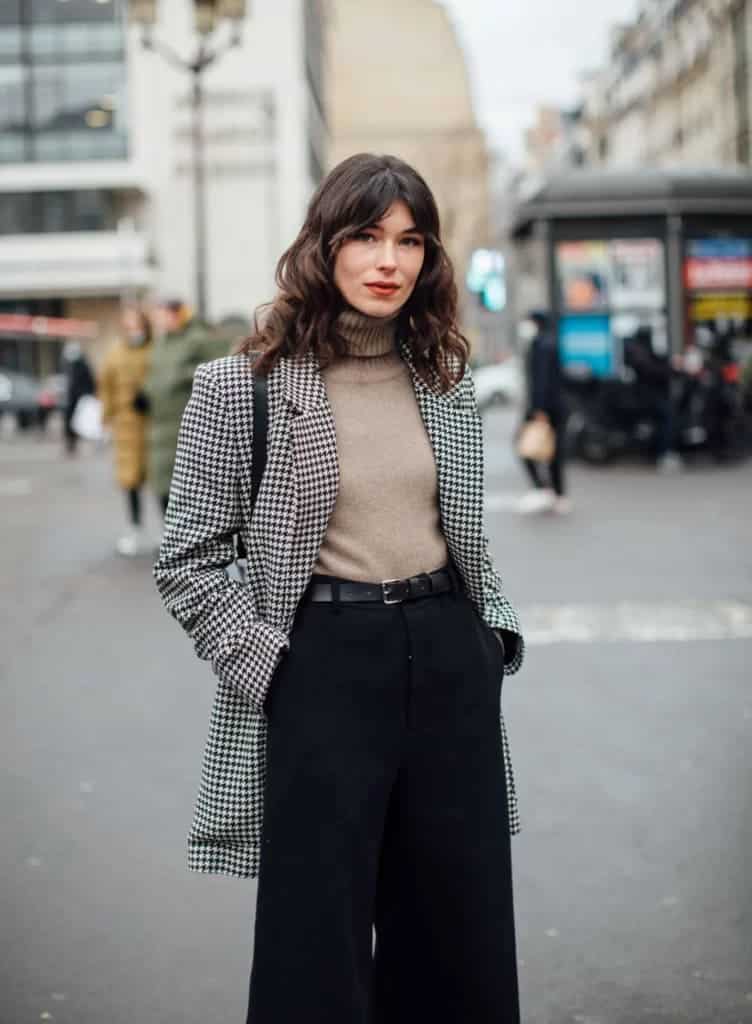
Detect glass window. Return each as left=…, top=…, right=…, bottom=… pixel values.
left=0, top=64, right=27, bottom=161
left=71, top=189, right=113, bottom=230
left=0, top=0, right=22, bottom=24
left=0, top=135, right=26, bottom=161
left=0, top=27, right=23, bottom=61
left=0, top=190, right=116, bottom=233
left=0, top=193, right=35, bottom=234
left=0, top=0, right=22, bottom=58
left=0, top=65, right=26, bottom=131
left=30, top=61, right=127, bottom=159
left=0, top=1, right=128, bottom=163
left=30, top=19, right=124, bottom=59
left=39, top=191, right=68, bottom=232
left=30, top=0, right=123, bottom=25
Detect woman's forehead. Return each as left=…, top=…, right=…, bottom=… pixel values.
left=374, top=200, right=418, bottom=230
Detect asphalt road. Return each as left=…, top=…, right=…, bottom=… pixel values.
left=1, top=410, right=751, bottom=1024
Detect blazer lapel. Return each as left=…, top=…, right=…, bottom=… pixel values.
left=399, top=341, right=486, bottom=601
left=277, top=353, right=340, bottom=609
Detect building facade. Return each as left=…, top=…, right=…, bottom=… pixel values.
left=325, top=0, right=492, bottom=353
left=581, top=0, right=752, bottom=171
left=0, top=0, right=326, bottom=375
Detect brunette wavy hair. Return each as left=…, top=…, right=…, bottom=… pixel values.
left=238, top=153, right=469, bottom=392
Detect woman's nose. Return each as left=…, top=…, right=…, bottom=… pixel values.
left=376, top=241, right=397, bottom=270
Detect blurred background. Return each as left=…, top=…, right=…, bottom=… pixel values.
left=1, top=2, right=751, bottom=1022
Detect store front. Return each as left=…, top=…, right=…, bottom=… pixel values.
left=511, top=169, right=752, bottom=377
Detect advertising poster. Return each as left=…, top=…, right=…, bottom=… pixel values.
left=684, top=238, right=752, bottom=291
left=555, top=237, right=667, bottom=376
left=559, top=314, right=614, bottom=378
left=556, top=242, right=611, bottom=312
left=610, top=239, right=665, bottom=310
left=684, top=237, right=752, bottom=336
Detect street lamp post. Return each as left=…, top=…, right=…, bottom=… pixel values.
left=129, top=1, right=248, bottom=321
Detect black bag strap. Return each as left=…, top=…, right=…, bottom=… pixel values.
left=234, top=354, right=267, bottom=568
left=250, top=359, right=268, bottom=510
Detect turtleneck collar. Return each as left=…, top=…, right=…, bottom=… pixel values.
left=337, top=307, right=398, bottom=359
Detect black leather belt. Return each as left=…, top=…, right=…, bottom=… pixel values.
left=305, top=567, right=456, bottom=605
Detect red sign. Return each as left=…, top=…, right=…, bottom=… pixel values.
left=685, top=258, right=752, bottom=291
left=0, top=313, right=99, bottom=339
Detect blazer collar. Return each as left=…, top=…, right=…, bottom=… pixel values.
left=278, top=340, right=465, bottom=414
left=278, top=351, right=328, bottom=414
left=397, top=338, right=466, bottom=402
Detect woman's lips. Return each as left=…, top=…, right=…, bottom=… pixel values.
left=365, top=283, right=400, bottom=296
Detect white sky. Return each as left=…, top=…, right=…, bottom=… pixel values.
left=437, top=0, right=641, bottom=160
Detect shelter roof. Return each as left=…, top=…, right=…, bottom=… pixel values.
left=512, top=167, right=752, bottom=236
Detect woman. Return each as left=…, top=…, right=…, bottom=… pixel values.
left=154, top=153, right=525, bottom=1023
left=98, top=308, right=153, bottom=555
left=518, top=310, right=570, bottom=514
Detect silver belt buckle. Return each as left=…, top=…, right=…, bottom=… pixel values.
left=381, top=578, right=406, bottom=604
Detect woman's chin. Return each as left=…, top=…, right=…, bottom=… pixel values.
left=347, top=295, right=404, bottom=319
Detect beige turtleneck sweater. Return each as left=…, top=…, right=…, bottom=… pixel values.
left=312, top=309, right=449, bottom=583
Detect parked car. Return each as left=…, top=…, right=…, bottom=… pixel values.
left=473, top=358, right=524, bottom=411
left=0, top=369, right=44, bottom=429
left=37, top=372, right=67, bottom=426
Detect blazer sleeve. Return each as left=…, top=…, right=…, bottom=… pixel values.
left=462, top=363, right=525, bottom=675
left=152, top=363, right=288, bottom=708
left=481, top=544, right=524, bottom=674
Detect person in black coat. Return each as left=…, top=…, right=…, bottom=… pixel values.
left=623, top=325, right=682, bottom=469
left=61, top=340, right=95, bottom=455
left=518, top=310, right=569, bottom=513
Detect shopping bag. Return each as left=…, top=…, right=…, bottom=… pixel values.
left=71, top=395, right=105, bottom=441
left=517, top=418, right=556, bottom=462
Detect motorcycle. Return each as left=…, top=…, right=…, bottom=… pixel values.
left=564, top=345, right=749, bottom=464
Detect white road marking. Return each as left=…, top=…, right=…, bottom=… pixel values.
left=0, top=447, right=61, bottom=463
left=485, top=491, right=523, bottom=510
left=518, top=601, right=752, bottom=645
left=0, top=477, right=32, bottom=496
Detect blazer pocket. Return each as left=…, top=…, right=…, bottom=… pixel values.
left=212, top=619, right=289, bottom=709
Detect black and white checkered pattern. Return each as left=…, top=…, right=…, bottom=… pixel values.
left=154, top=345, right=524, bottom=878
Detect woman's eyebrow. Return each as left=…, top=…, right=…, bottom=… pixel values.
left=370, top=221, right=422, bottom=234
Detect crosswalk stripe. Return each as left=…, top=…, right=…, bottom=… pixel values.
left=485, top=492, right=522, bottom=510
left=517, top=601, right=752, bottom=645
left=0, top=478, right=32, bottom=496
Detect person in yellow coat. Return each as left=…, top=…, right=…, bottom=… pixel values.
left=98, top=308, right=154, bottom=556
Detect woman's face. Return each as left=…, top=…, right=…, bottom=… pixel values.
left=333, top=200, right=425, bottom=318
left=122, top=308, right=147, bottom=343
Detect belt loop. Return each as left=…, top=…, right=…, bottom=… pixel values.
left=331, top=578, right=342, bottom=615
left=447, top=562, right=460, bottom=600
left=419, top=571, right=433, bottom=596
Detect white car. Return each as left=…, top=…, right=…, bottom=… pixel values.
left=472, top=359, right=524, bottom=411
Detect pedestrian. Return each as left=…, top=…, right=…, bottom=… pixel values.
left=97, top=307, right=154, bottom=557
left=139, top=298, right=226, bottom=516
left=517, top=310, right=571, bottom=514
left=154, top=152, right=525, bottom=1024
left=61, top=340, right=95, bottom=455
left=624, top=325, right=679, bottom=471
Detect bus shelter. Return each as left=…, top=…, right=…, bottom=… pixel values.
left=510, top=168, right=752, bottom=377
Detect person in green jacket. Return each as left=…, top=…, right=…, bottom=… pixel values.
left=140, top=299, right=230, bottom=515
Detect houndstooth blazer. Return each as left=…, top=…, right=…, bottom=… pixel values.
left=153, top=340, right=524, bottom=879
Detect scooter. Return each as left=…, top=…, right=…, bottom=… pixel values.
left=564, top=366, right=708, bottom=464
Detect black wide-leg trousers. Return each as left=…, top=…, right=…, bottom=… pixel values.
left=246, top=578, right=520, bottom=1024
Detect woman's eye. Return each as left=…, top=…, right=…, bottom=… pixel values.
left=353, top=231, right=375, bottom=242
left=401, top=236, right=423, bottom=247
